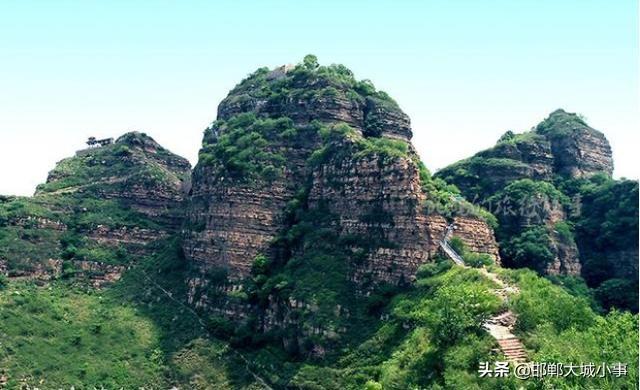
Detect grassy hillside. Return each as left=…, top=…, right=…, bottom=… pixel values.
left=0, top=239, right=263, bottom=389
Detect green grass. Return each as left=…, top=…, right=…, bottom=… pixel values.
left=0, top=238, right=265, bottom=389
left=0, top=281, right=165, bottom=388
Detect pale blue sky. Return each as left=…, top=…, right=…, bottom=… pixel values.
left=1, top=0, right=638, bottom=195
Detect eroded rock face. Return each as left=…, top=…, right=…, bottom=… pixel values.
left=545, top=205, right=581, bottom=275
left=216, top=65, right=412, bottom=141
left=0, top=257, right=124, bottom=287
left=306, top=146, right=500, bottom=285
left=38, top=131, right=191, bottom=229
left=536, top=109, right=614, bottom=178
left=183, top=60, right=499, bottom=302
left=435, top=109, right=614, bottom=276
left=87, top=225, right=169, bottom=256
left=0, top=131, right=192, bottom=284
left=437, top=109, right=614, bottom=200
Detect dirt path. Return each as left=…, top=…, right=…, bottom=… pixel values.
left=440, top=225, right=527, bottom=362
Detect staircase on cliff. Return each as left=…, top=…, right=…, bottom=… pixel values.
left=439, top=224, right=528, bottom=363
left=438, top=224, right=465, bottom=266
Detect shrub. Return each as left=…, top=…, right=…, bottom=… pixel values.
left=554, top=220, right=575, bottom=244
left=416, top=258, right=452, bottom=279
left=501, top=226, right=554, bottom=272
left=595, top=278, right=638, bottom=312
left=426, top=284, right=500, bottom=347
left=509, top=270, right=596, bottom=333
left=463, top=252, right=493, bottom=268
left=448, top=237, right=465, bottom=255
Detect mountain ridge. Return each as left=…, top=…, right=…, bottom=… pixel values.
left=0, top=56, right=637, bottom=389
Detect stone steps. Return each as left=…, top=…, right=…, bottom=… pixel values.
left=485, top=310, right=517, bottom=327
left=498, top=337, right=527, bottom=362
left=441, top=226, right=528, bottom=363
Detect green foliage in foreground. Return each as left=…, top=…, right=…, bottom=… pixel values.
left=0, top=282, right=165, bottom=388
left=0, top=239, right=263, bottom=389
left=497, top=267, right=638, bottom=389
left=448, top=237, right=494, bottom=268
left=0, top=242, right=637, bottom=389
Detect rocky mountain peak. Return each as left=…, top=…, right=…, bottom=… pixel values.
left=215, top=55, right=412, bottom=141
left=115, top=131, right=162, bottom=152
left=183, top=57, right=500, bottom=335
left=436, top=109, right=619, bottom=277
left=534, top=109, right=614, bottom=178
left=35, top=132, right=191, bottom=228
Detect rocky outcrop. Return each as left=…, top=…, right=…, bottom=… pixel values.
left=0, top=131, right=192, bottom=281
left=184, top=60, right=498, bottom=289
left=536, top=109, right=614, bottom=178
left=10, top=217, right=67, bottom=231
left=87, top=225, right=169, bottom=256
left=435, top=109, right=613, bottom=276
left=216, top=65, right=412, bottom=142
left=183, top=57, right=500, bottom=347
left=305, top=148, right=499, bottom=285
left=37, top=131, right=191, bottom=229
left=0, top=257, right=124, bottom=287
left=436, top=109, right=613, bottom=200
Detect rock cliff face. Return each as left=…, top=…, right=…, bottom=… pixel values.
left=183, top=57, right=499, bottom=345
left=37, top=131, right=191, bottom=229
left=0, top=132, right=191, bottom=282
left=437, top=109, right=613, bottom=201
left=536, top=109, right=614, bottom=178
left=435, top=109, right=615, bottom=276
left=216, top=64, right=413, bottom=141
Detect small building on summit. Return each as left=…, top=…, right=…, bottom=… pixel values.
left=86, top=137, right=114, bottom=148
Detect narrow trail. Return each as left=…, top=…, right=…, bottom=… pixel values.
left=439, top=225, right=527, bottom=363
left=40, top=175, right=133, bottom=196
left=138, top=270, right=274, bottom=390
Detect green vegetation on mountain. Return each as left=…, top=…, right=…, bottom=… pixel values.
left=0, top=58, right=636, bottom=389
left=36, top=132, right=189, bottom=195
left=559, top=175, right=639, bottom=311
left=0, top=238, right=264, bottom=389
left=0, top=132, right=190, bottom=275
left=435, top=109, right=637, bottom=313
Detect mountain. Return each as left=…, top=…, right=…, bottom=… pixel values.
left=0, top=57, right=637, bottom=389
left=182, top=55, right=500, bottom=354
left=436, top=109, right=638, bottom=311
left=436, top=109, right=613, bottom=200
left=0, top=131, right=190, bottom=284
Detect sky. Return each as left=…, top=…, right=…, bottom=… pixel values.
left=0, top=0, right=638, bottom=196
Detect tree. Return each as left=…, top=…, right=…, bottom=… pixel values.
left=595, top=279, right=638, bottom=312
left=501, top=226, right=554, bottom=271
left=303, top=54, right=319, bottom=70
left=427, top=285, right=499, bottom=347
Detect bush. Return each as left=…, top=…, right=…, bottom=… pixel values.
left=463, top=252, right=493, bottom=268
left=426, top=284, right=500, bottom=347
left=554, top=220, right=575, bottom=243
left=501, top=226, right=554, bottom=271
left=509, top=269, right=596, bottom=333
left=416, top=258, right=452, bottom=279
left=595, top=278, right=638, bottom=312
left=448, top=237, right=465, bottom=255
left=199, top=114, right=291, bottom=183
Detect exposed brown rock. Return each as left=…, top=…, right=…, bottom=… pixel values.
left=537, top=109, right=614, bottom=178
left=184, top=63, right=499, bottom=288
